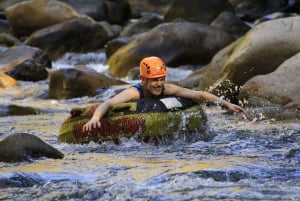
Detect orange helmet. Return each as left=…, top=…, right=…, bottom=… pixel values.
left=140, top=56, right=167, bottom=78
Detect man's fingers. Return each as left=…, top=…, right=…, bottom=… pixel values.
left=233, top=106, right=252, bottom=121
left=83, top=123, right=91, bottom=132
left=95, top=122, right=101, bottom=129
left=83, top=125, right=87, bottom=132
left=82, top=120, right=101, bottom=132
left=92, top=122, right=98, bottom=129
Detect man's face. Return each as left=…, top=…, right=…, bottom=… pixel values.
left=141, top=76, right=166, bottom=96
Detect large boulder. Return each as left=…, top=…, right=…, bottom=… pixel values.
left=107, top=21, right=234, bottom=77
left=103, top=0, right=131, bottom=25
left=59, top=0, right=131, bottom=25
left=127, top=0, right=173, bottom=17
left=4, top=0, right=80, bottom=38
left=58, top=0, right=107, bottom=21
left=210, top=11, right=250, bottom=39
left=0, top=0, right=26, bottom=10
left=229, top=0, right=291, bottom=21
left=198, top=38, right=242, bottom=91
left=0, top=45, right=51, bottom=81
left=49, top=67, right=127, bottom=99
left=120, top=12, right=164, bottom=37
left=105, top=36, right=133, bottom=59
left=0, top=133, right=64, bottom=163
left=240, top=51, right=300, bottom=110
left=164, top=0, right=234, bottom=24
left=199, top=16, right=300, bottom=102
left=25, top=16, right=116, bottom=60
left=105, top=13, right=164, bottom=57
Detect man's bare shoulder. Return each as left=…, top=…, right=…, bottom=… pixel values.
left=111, top=87, right=140, bottom=101
left=126, top=86, right=141, bottom=99
left=163, top=83, right=182, bottom=95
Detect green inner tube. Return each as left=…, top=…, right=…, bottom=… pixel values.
left=58, top=96, right=207, bottom=144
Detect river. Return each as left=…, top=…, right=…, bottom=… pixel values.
left=0, top=52, right=300, bottom=201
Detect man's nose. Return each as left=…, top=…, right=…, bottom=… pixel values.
left=156, top=80, right=164, bottom=85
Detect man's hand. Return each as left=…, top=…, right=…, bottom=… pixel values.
left=83, top=117, right=101, bottom=132
left=227, top=103, right=251, bottom=120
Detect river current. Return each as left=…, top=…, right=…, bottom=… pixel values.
left=0, top=52, right=300, bottom=201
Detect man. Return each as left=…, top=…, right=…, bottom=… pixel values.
left=83, top=56, right=249, bottom=132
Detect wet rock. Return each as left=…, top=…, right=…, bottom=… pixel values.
left=0, top=172, right=44, bottom=188
left=126, top=66, right=140, bottom=80
left=247, top=106, right=300, bottom=121
left=295, top=0, right=300, bottom=12
left=0, top=33, right=21, bottom=47
left=210, top=11, right=250, bottom=39
left=103, top=0, right=131, bottom=25
left=107, top=21, right=234, bottom=77
left=105, top=36, right=133, bottom=58
left=120, top=12, right=164, bottom=37
left=164, top=0, right=234, bottom=24
left=193, top=169, right=253, bottom=182
left=178, top=73, right=203, bottom=89
left=0, top=133, right=64, bottom=163
left=285, top=148, right=300, bottom=159
left=4, top=0, right=80, bottom=38
left=127, top=0, right=172, bottom=18
left=58, top=0, right=107, bottom=21
left=230, top=0, right=291, bottom=21
left=49, top=67, right=127, bottom=99
left=0, top=72, right=18, bottom=87
left=0, top=45, right=50, bottom=81
left=105, top=13, right=164, bottom=58
left=0, top=21, right=9, bottom=34
left=8, top=104, right=41, bottom=116
left=199, top=16, right=300, bottom=103
left=194, top=37, right=241, bottom=91
left=240, top=51, right=300, bottom=111
left=25, top=16, right=116, bottom=60
left=98, top=21, right=122, bottom=40
left=60, top=0, right=131, bottom=25
left=0, top=0, right=26, bottom=10
left=254, top=12, right=298, bottom=25
left=0, top=104, right=41, bottom=116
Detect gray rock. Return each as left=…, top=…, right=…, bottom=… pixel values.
left=0, top=133, right=64, bottom=163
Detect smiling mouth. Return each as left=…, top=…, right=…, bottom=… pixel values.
left=153, top=87, right=162, bottom=91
